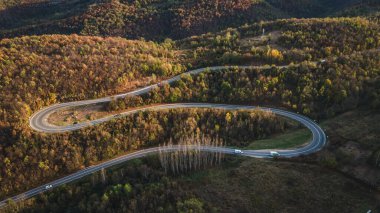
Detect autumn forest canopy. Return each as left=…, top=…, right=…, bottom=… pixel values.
left=0, top=0, right=379, bottom=212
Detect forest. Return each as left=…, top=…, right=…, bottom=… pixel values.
left=0, top=0, right=378, bottom=40
left=106, top=50, right=380, bottom=119
left=0, top=34, right=184, bottom=198
left=0, top=0, right=379, bottom=211
left=0, top=108, right=291, bottom=200
left=3, top=152, right=378, bottom=212
left=0, top=34, right=184, bottom=124
left=178, top=16, right=380, bottom=66
left=0, top=14, right=379, bottom=204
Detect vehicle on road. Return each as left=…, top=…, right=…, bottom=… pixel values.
left=45, top=185, right=52, bottom=190
left=157, top=81, right=168, bottom=87
left=270, top=151, right=280, bottom=157
left=234, top=149, right=243, bottom=154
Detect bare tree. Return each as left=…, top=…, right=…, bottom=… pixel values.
left=159, top=133, right=224, bottom=174
left=101, top=168, right=106, bottom=183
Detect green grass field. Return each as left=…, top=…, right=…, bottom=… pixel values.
left=246, top=128, right=312, bottom=150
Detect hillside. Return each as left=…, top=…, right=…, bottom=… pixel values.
left=334, top=0, right=380, bottom=17
left=178, top=16, right=380, bottom=66
left=0, top=1, right=379, bottom=212
left=4, top=155, right=379, bottom=212
left=0, top=0, right=46, bottom=10
left=0, top=34, right=184, bottom=125
left=0, top=16, right=379, bottom=201
left=0, top=0, right=368, bottom=40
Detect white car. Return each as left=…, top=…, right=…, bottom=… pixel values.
left=270, top=151, right=280, bottom=157
left=234, top=149, right=243, bottom=154
left=45, top=185, right=53, bottom=190
left=157, top=81, right=168, bottom=87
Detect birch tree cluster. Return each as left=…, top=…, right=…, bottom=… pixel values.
left=159, top=134, right=225, bottom=174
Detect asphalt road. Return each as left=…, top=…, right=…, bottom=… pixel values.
left=0, top=65, right=326, bottom=208
left=29, top=65, right=288, bottom=133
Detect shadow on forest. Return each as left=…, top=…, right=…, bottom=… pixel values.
left=0, top=0, right=93, bottom=31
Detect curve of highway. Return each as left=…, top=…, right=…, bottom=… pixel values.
left=0, top=65, right=326, bottom=208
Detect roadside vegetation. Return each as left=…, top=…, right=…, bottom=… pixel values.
left=0, top=34, right=184, bottom=124
left=0, top=34, right=182, bottom=199
left=246, top=128, right=311, bottom=150
left=47, top=104, right=112, bottom=126
left=106, top=50, right=380, bottom=119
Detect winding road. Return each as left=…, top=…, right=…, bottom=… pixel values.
left=0, top=65, right=326, bottom=208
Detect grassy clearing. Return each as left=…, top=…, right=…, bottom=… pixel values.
left=48, top=104, right=109, bottom=126
left=246, top=128, right=312, bottom=150
left=181, top=156, right=378, bottom=212
left=321, top=110, right=380, bottom=149
left=316, top=109, right=380, bottom=188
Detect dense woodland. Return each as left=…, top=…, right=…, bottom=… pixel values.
left=0, top=34, right=184, bottom=198
left=179, top=17, right=380, bottom=66
left=0, top=35, right=184, bottom=124
left=106, top=50, right=380, bottom=119
left=0, top=15, right=379, bottom=203
left=0, top=0, right=377, bottom=40
left=0, top=0, right=379, bottom=211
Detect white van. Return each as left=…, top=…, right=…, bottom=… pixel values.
left=234, top=149, right=243, bottom=154
left=270, top=151, right=280, bottom=157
